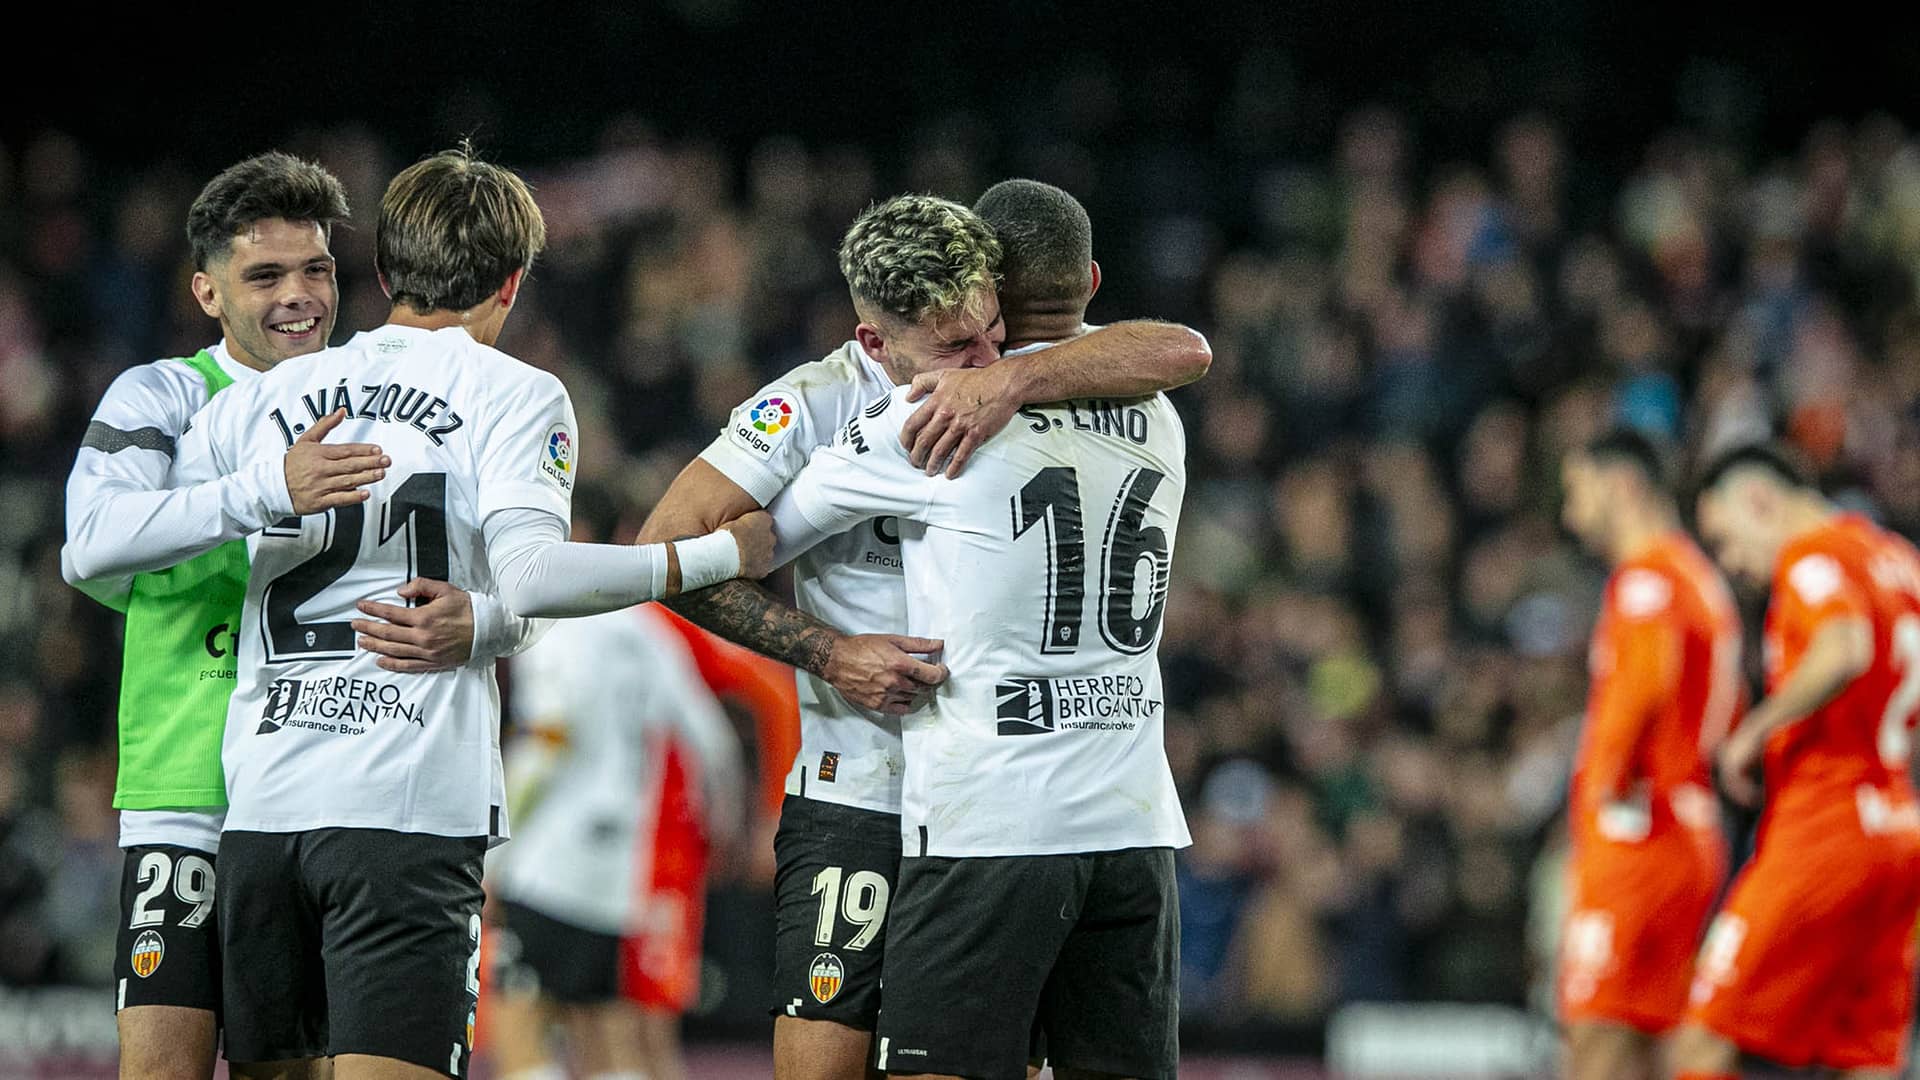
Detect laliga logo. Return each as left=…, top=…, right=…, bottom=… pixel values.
left=750, top=396, right=794, bottom=435
left=540, top=425, right=575, bottom=491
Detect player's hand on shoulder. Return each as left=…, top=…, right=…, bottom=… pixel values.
left=824, top=633, right=947, bottom=714
left=284, top=409, right=389, bottom=515
left=718, top=509, right=775, bottom=580
left=902, top=364, right=1020, bottom=479
left=353, top=578, right=476, bottom=673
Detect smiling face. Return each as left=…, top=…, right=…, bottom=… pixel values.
left=191, top=217, right=338, bottom=371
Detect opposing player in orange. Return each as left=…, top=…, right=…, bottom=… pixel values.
left=1557, top=431, right=1743, bottom=1080
left=1674, top=445, right=1920, bottom=1080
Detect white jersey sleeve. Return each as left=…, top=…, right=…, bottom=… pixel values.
left=769, top=387, right=939, bottom=564
left=474, top=370, right=578, bottom=523
left=62, top=368, right=292, bottom=584
left=469, top=379, right=694, bottom=618
left=700, top=378, right=837, bottom=505
left=468, top=591, right=550, bottom=664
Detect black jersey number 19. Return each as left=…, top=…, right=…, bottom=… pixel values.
left=261, top=471, right=451, bottom=662
left=1010, top=465, right=1170, bottom=656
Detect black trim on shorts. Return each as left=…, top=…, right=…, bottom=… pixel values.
left=770, top=795, right=901, bottom=1030
left=218, top=828, right=486, bottom=1077
left=116, top=843, right=221, bottom=1014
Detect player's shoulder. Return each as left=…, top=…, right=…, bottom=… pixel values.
left=97, top=353, right=217, bottom=417
left=763, top=342, right=885, bottom=417
left=991, top=391, right=1185, bottom=464
left=1778, top=526, right=1858, bottom=605
left=823, top=383, right=916, bottom=461
left=434, top=330, right=568, bottom=399
left=1608, top=558, right=1678, bottom=620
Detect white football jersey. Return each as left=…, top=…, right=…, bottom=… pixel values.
left=769, top=383, right=1193, bottom=857
left=491, top=605, right=734, bottom=934
left=64, top=342, right=257, bottom=853
left=698, top=341, right=907, bottom=815
left=172, top=324, right=578, bottom=840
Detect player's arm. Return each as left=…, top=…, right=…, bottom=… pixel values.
left=642, top=388, right=948, bottom=711
left=1718, top=551, right=1875, bottom=805
left=477, top=379, right=770, bottom=619
left=63, top=395, right=385, bottom=582
left=639, top=458, right=844, bottom=674
left=901, top=320, right=1211, bottom=476
left=1719, top=614, right=1872, bottom=805
left=1577, top=593, right=1680, bottom=838
left=762, top=390, right=952, bottom=712
left=350, top=579, right=553, bottom=674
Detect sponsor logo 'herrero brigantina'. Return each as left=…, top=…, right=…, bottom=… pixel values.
left=996, top=674, right=1162, bottom=735
left=259, top=676, right=430, bottom=735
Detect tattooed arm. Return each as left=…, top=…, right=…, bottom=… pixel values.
left=638, top=458, right=945, bottom=713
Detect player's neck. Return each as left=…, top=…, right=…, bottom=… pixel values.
left=1785, top=497, right=1840, bottom=539
left=218, top=333, right=272, bottom=373
left=385, top=302, right=505, bottom=347
left=1004, top=315, right=1089, bottom=350
left=1610, top=506, right=1677, bottom=564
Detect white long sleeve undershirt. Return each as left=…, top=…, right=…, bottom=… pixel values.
left=483, top=507, right=682, bottom=618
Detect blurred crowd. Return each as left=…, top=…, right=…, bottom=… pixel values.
left=6, top=67, right=1920, bottom=1044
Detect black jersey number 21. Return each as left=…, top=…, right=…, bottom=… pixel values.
left=261, top=471, right=450, bottom=662
left=1010, top=465, right=1169, bottom=656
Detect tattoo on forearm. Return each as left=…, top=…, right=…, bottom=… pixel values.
left=665, top=579, right=836, bottom=674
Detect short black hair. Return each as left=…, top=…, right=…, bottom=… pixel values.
left=973, top=179, right=1094, bottom=309
left=185, top=152, right=350, bottom=270
left=1695, top=442, right=1812, bottom=497
left=1580, top=427, right=1672, bottom=493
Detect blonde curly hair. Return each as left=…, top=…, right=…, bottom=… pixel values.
left=838, top=194, right=1002, bottom=324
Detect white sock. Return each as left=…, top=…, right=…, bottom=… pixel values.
left=500, top=1066, right=569, bottom=1080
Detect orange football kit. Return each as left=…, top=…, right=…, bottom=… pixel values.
left=1562, top=533, right=1742, bottom=1033
left=1688, top=515, right=1920, bottom=1072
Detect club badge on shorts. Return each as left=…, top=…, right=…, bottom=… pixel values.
left=130, top=930, right=165, bottom=978
left=808, top=952, right=845, bottom=1004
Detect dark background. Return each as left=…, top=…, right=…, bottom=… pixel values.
left=9, top=1, right=1920, bottom=1068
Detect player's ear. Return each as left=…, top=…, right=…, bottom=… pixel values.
left=496, top=267, right=526, bottom=310
left=1088, top=260, right=1101, bottom=301
left=375, top=268, right=393, bottom=300
left=854, top=322, right=889, bottom=365
left=190, top=270, right=221, bottom=319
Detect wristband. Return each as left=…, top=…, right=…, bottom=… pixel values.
left=676, top=531, right=742, bottom=592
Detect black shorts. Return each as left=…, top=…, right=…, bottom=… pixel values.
left=218, top=828, right=486, bottom=1077
left=770, top=795, right=900, bottom=1030
left=491, top=899, right=622, bottom=1005
left=875, top=847, right=1179, bottom=1080
left=116, top=844, right=220, bottom=1013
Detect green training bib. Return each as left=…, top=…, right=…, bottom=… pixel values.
left=112, top=350, right=250, bottom=810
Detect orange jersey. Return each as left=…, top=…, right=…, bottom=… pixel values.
left=1760, top=514, right=1920, bottom=830
left=1571, top=532, right=1743, bottom=850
